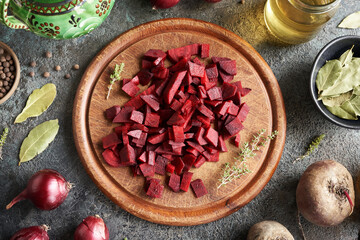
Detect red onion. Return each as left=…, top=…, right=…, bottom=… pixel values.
left=10, top=225, right=49, bottom=240
left=151, top=0, right=180, bottom=9
left=74, top=215, right=109, bottom=240
left=6, top=169, right=72, bottom=210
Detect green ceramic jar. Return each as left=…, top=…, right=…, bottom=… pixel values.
left=0, top=0, right=115, bottom=39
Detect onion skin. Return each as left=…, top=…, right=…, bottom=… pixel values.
left=6, top=169, right=72, bottom=210
left=151, top=0, right=180, bottom=9
left=74, top=215, right=109, bottom=240
left=10, top=225, right=49, bottom=240
left=296, top=160, right=355, bottom=226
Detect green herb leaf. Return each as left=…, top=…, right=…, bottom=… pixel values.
left=339, top=46, right=354, bottom=66
left=321, top=91, right=352, bottom=107
left=315, top=59, right=342, bottom=95
left=338, top=11, right=360, bottom=29
left=107, top=63, right=125, bottom=100
left=0, top=127, right=9, bottom=160
left=15, top=83, right=56, bottom=123
left=294, top=134, right=325, bottom=162
left=19, top=119, right=59, bottom=165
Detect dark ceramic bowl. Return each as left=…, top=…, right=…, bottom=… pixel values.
left=310, top=35, right=360, bottom=129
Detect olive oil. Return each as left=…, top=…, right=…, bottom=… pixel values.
left=264, top=0, right=340, bottom=44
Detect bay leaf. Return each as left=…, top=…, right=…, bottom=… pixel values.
left=339, top=46, right=354, bottom=66
left=15, top=83, right=56, bottom=123
left=19, top=119, right=59, bottom=165
left=320, top=58, right=360, bottom=98
left=349, top=95, right=360, bottom=116
left=321, top=91, right=352, bottom=107
left=315, top=59, right=342, bottom=95
left=338, top=11, right=360, bottom=29
left=353, top=85, right=360, bottom=95
left=326, top=101, right=357, bottom=120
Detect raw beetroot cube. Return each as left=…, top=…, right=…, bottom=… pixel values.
left=168, top=173, right=181, bottom=192
left=195, top=127, right=207, bottom=145
left=212, top=56, right=231, bottom=63
left=196, top=115, right=211, bottom=129
left=105, top=105, right=121, bottom=121
left=218, top=60, right=237, bottom=75
left=207, top=151, right=219, bottom=162
left=170, top=99, right=182, bottom=111
left=145, top=177, right=160, bottom=191
left=227, top=103, right=240, bottom=116
left=202, top=150, right=212, bottom=161
left=203, top=145, right=218, bottom=154
left=172, top=125, right=185, bottom=143
left=218, top=135, right=228, bottom=152
left=155, top=155, right=169, bottom=175
left=154, top=77, right=169, bottom=96
left=146, top=180, right=164, bottom=198
left=188, top=61, right=205, bottom=78
left=184, top=71, right=192, bottom=86
left=167, top=111, right=185, bottom=126
left=215, top=101, right=232, bottom=116
left=124, top=85, right=156, bottom=109
left=102, top=132, right=122, bottom=149
left=119, top=144, right=136, bottom=166
left=198, top=85, right=207, bottom=99
left=192, top=77, right=200, bottom=85
left=180, top=172, right=193, bottom=192
left=219, top=70, right=234, bottom=83
left=204, top=81, right=217, bottom=91
left=185, top=133, right=194, bottom=139
left=185, top=147, right=199, bottom=156
left=163, top=70, right=187, bottom=105
left=141, top=94, right=160, bottom=112
left=200, top=44, right=210, bottom=58
left=122, top=81, right=140, bottom=97
left=142, top=59, right=153, bottom=69
left=191, top=179, right=208, bottom=198
left=235, top=134, right=241, bottom=147
left=204, top=127, right=218, bottom=147
left=187, top=84, right=197, bottom=95
left=138, top=151, right=147, bottom=163
left=102, top=149, right=121, bottom=167
left=169, top=58, right=189, bottom=72
left=205, top=64, right=218, bottom=79
left=130, top=110, right=144, bottom=124
left=148, top=131, right=167, bottom=144
left=197, top=104, right=214, bottom=120
left=113, top=106, right=135, bottom=123
left=167, top=44, right=199, bottom=63
left=238, top=102, right=250, bottom=122
left=192, top=57, right=204, bottom=66
left=152, top=66, right=169, bottom=80
left=187, top=141, right=205, bottom=153
left=166, top=163, right=175, bottom=174
left=135, top=132, right=148, bottom=147
left=193, top=155, right=206, bottom=168
left=130, top=123, right=149, bottom=133
left=204, top=99, right=222, bottom=107
left=140, top=163, right=155, bottom=177
left=145, top=112, right=160, bottom=128
left=200, top=71, right=209, bottom=87
left=144, top=49, right=167, bottom=65
left=172, top=157, right=185, bottom=175
left=241, top=87, right=252, bottom=97
left=183, top=154, right=197, bottom=172
left=225, top=117, right=244, bottom=136
left=222, top=82, right=237, bottom=100
left=207, top=87, right=222, bottom=101
left=131, top=75, right=140, bottom=85
left=137, top=70, right=154, bottom=86
left=147, top=151, right=156, bottom=166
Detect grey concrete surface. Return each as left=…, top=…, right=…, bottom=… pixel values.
left=0, top=0, right=360, bottom=239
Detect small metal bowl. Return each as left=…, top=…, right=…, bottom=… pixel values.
left=0, top=41, right=20, bottom=105
left=310, top=35, right=360, bottom=129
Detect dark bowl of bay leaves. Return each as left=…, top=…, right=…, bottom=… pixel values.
left=310, top=35, right=360, bottom=129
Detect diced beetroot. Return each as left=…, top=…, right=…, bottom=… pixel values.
left=146, top=179, right=164, bottom=198
left=125, top=85, right=156, bottom=110
left=147, top=151, right=156, bottom=166
left=172, top=157, right=185, bottom=175
left=138, top=151, right=147, bottom=163
left=131, top=165, right=141, bottom=177
left=203, top=146, right=218, bottom=155
left=188, top=61, right=205, bottom=78
left=169, top=140, right=186, bottom=147
left=179, top=172, right=193, bottom=192
left=225, top=117, right=244, bottom=137
left=187, top=141, right=205, bottom=153
left=204, top=81, right=217, bottom=91
left=185, top=147, right=199, bottom=156
left=168, top=174, right=181, bottom=192
left=154, top=78, right=169, bottom=97
left=224, top=114, right=236, bottom=126
left=238, top=102, right=250, bottom=122
left=240, top=87, right=252, bottom=97
left=192, top=57, right=204, bottom=66
left=141, top=94, right=160, bottom=112
left=191, top=179, right=208, bottom=198
left=205, top=64, right=218, bottom=79
left=218, top=60, right=237, bottom=75
left=145, top=112, right=160, bottom=128
left=172, top=125, right=185, bottom=143
left=183, top=154, right=197, bottom=172
left=204, top=100, right=222, bottom=107
left=163, top=154, right=173, bottom=160
left=169, top=58, right=189, bottom=72
left=152, top=66, right=169, bottom=80
left=196, top=115, right=211, bottom=129
left=145, top=177, right=160, bottom=191
left=119, top=144, right=136, bottom=166
left=140, top=163, right=155, bottom=177
left=197, top=104, right=214, bottom=120
left=207, top=151, right=219, bottom=162
left=113, top=106, right=135, bottom=123
left=142, top=59, right=153, bottom=69
left=231, top=91, right=242, bottom=105
left=180, top=99, right=193, bottom=116
left=122, top=81, right=140, bottom=97
left=163, top=70, right=187, bottom=105
left=195, top=127, right=207, bottom=145
left=219, top=70, right=234, bottom=83
left=155, top=155, right=169, bottom=175
left=222, top=82, right=237, bottom=100
left=105, top=105, right=121, bottom=120
left=227, top=103, right=240, bottom=116
left=204, top=127, right=218, bottom=147
left=135, top=132, right=148, bottom=147
left=235, top=134, right=241, bottom=147
left=130, top=123, right=149, bottom=133
left=215, top=101, right=232, bottom=116
left=167, top=111, right=185, bottom=126
left=122, top=129, right=129, bottom=145
left=212, top=56, right=231, bottom=63
left=193, top=155, right=206, bottom=168
left=130, top=110, right=144, bottom=124
left=131, top=75, right=140, bottom=85
left=200, top=44, right=210, bottom=58
left=167, top=44, right=199, bottom=63
left=200, top=71, right=209, bottom=87
left=184, top=71, right=192, bottom=86
left=148, top=131, right=167, bottom=145
left=218, top=135, right=228, bottom=152
left=202, top=150, right=212, bottom=161
left=185, top=133, right=194, bottom=139
left=187, top=84, right=197, bottom=95
left=166, top=163, right=175, bottom=174
left=127, top=129, right=142, bottom=139
left=144, top=49, right=167, bottom=65
left=192, top=77, right=200, bottom=85
left=102, top=149, right=121, bottom=167
left=137, top=69, right=153, bottom=86
left=207, top=87, right=222, bottom=101
left=170, top=99, right=182, bottom=111
left=102, top=132, right=122, bottom=149
left=198, top=85, right=207, bottom=99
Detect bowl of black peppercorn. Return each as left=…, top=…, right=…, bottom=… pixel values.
left=0, top=41, right=20, bottom=104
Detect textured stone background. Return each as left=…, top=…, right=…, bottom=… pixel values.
left=1, top=0, right=360, bottom=239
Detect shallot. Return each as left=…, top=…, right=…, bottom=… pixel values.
left=10, top=225, right=49, bottom=240
left=6, top=169, right=72, bottom=210
left=151, top=0, right=180, bottom=9
left=74, top=215, right=109, bottom=240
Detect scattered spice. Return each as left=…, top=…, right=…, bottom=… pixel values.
left=45, top=51, right=52, bottom=58
left=43, top=72, right=50, bottom=78
left=29, top=72, right=35, bottom=77
left=0, top=48, right=16, bottom=99
left=73, top=64, right=80, bottom=70
left=106, top=63, right=124, bottom=100
left=294, top=134, right=325, bottom=163
left=30, top=61, right=37, bottom=67
left=54, top=65, right=61, bottom=71
left=0, top=127, right=9, bottom=160
left=65, top=74, right=71, bottom=79
left=218, top=129, right=278, bottom=189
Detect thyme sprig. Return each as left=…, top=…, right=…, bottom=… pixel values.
left=0, top=127, right=9, bottom=160
left=218, top=129, right=278, bottom=189
left=294, top=134, right=325, bottom=163
left=106, top=63, right=125, bottom=100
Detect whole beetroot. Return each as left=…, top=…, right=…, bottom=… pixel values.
left=247, top=221, right=294, bottom=240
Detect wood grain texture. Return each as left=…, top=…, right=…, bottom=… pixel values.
left=72, top=18, right=286, bottom=226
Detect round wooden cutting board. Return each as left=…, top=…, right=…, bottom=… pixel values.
left=73, top=18, right=286, bottom=226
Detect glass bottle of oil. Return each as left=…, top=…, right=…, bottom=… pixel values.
left=264, top=0, right=341, bottom=44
